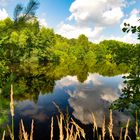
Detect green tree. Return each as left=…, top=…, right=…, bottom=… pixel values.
left=111, top=18, right=140, bottom=113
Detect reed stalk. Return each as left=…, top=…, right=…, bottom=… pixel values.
left=30, top=120, right=34, bottom=140
left=19, top=123, right=23, bottom=140
left=10, top=84, right=14, bottom=140
left=50, top=117, right=54, bottom=140
left=7, top=125, right=13, bottom=140
left=69, top=125, right=74, bottom=140
left=21, top=119, right=28, bottom=140
left=124, top=118, right=130, bottom=140
left=102, top=115, right=106, bottom=140
left=91, top=113, right=98, bottom=139
left=136, top=110, right=138, bottom=136
left=71, top=118, right=85, bottom=139
left=65, top=117, right=70, bottom=140
left=6, top=92, right=138, bottom=140
left=108, top=110, right=114, bottom=140
left=119, top=127, right=123, bottom=140
left=2, top=130, right=5, bottom=140
left=57, top=114, right=64, bottom=140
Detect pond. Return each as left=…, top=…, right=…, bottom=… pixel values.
left=1, top=72, right=133, bottom=140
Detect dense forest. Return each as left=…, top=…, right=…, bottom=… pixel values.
left=0, top=15, right=140, bottom=101
left=0, top=16, right=138, bottom=93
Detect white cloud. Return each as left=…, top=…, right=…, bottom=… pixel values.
left=39, top=18, right=48, bottom=27
left=92, top=8, right=140, bottom=44
left=56, top=22, right=104, bottom=41
left=68, top=0, right=125, bottom=26
left=84, top=73, right=103, bottom=86
left=102, top=7, right=124, bottom=25
left=93, top=33, right=138, bottom=44
left=56, top=0, right=139, bottom=44
left=110, top=33, right=138, bottom=44
left=56, top=21, right=138, bottom=44
left=56, top=75, right=79, bottom=88
left=0, top=8, right=8, bottom=20
left=121, top=9, right=140, bottom=29
left=56, top=0, right=126, bottom=42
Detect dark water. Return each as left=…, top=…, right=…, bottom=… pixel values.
left=3, top=73, right=132, bottom=140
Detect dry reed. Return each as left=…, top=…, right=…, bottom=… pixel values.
left=71, top=118, right=85, bottom=139
left=50, top=117, right=54, bottom=140
left=30, top=120, right=34, bottom=140
left=124, top=118, right=131, bottom=140
left=2, top=130, right=5, bottom=140
left=119, top=127, right=123, bottom=140
left=10, top=84, right=14, bottom=117
left=136, top=110, right=138, bottom=136
left=10, top=84, right=14, bottom=140
left=4, top=86, right=139, bottom=140
left=19, top=119, right=34, bottom=140
left=102, top=115, right=106, bottom=140
left=65, top=117, right=70, bottom=140
left=69, top=125, right=74, bottom=140
left=91, top=113, right=98, bottom=132
left=4, top=108, right=138, bottom=140
left=108, top=110, right=114, bottom=140
left=19, top=122, right=23, bottom=140
left=57, top=114, right=64, bottom=140
left=7, top=124, right=13, bottom=140
left=21, top=119, right=29, bottom=140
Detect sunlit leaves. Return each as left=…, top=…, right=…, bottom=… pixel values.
left=111, top=18, right=140, bottom=112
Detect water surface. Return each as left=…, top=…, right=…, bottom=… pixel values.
left=9, top=73, right=130, bottom=139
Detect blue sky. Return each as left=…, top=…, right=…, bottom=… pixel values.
left=0, top=0, right=140, bottom=43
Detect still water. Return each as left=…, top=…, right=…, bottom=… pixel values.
left=6, top=73, right=131, bottom=140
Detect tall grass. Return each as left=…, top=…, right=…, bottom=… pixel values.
left=1, top=84, right=139, bottom=140
left=102, top=115, right=106, bottom=140
left=50, top=117, right=54, bottom=140
left=108, top=110, right=114, bottom=140
left=17, top=119, right=34, bottom=140
left=124, top=118, right=130, bottom=140
left=10, top=84, right=14, bottom=140
left=2, top=130, right=5, bottom=140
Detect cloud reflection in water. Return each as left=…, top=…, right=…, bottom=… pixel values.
left=61, top=74, right=129, bottom=131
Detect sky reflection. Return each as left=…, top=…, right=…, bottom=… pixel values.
left=15, top=73, right=129, bottom=136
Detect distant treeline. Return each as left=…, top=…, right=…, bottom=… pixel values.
left=0, top=18, right=139, bottom=72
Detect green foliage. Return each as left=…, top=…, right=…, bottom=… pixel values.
left=122, top=21, right=140, bottom=39
left=111, top=17, right=140, bottom=113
